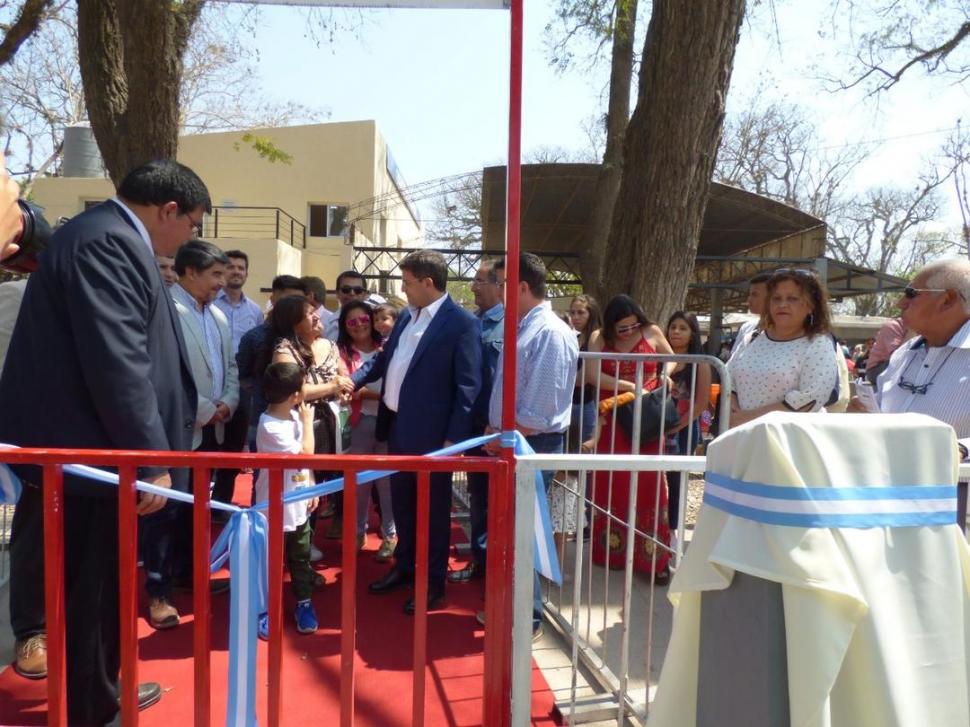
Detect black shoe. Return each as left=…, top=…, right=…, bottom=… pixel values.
left=403, top=587, right=445, bottom=615
left=116, top=682, right=162, bottom=711
left=368, top=568, right=413, bottom=594
left=447, top=560, right=483, bottom=583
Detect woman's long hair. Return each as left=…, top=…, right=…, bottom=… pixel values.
left=255, top=295, right=313, bottom=378
left=570, top=294, right=602, bottom=346
left=336, top=300, right=382, bottom=356
left=602, top=294, right=652, bottom=347
left=763, top=270, right=832, bottom=338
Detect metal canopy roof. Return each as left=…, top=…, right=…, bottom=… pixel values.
left=480, top=163, right=826, bottom=258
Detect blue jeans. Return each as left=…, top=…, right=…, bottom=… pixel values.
left=526, top=431, right=565, bottom=629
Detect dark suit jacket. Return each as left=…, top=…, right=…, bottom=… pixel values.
left=353, top=295, right=482, bottom=455
left=0, top=200, right=197, bottom=496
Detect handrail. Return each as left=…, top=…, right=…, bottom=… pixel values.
left=202, top=206, right=307, bottom=249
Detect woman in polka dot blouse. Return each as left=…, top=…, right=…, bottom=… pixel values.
left=728, top=269, right=840, bottom=428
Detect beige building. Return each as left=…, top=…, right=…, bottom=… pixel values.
left=30, top=120, right=422, bottom=306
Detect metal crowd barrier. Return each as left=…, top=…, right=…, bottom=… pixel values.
left=511, top=352, right=731, bottom=726
left=0, top=448, right=512, bottom=727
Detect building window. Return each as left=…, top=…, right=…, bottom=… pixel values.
left=308, top=204, right=349, bottom=237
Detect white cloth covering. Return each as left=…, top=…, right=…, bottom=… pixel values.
left=650, top=411, right=970, bottom=727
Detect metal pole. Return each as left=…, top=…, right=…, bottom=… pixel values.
left=498, top=0, right=524, bottom=724
left=511, top=461, right=536, bottom=727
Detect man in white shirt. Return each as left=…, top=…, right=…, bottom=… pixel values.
left=731, top=271, right=770, bottom=353
left=852, top=258, right=970, bottom=531
left=352, top=251, right=482, bottom=614
left=212, top=249, right=263, bottom=511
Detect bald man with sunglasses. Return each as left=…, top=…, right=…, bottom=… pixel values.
left=851, top=258, right=970, bottom=531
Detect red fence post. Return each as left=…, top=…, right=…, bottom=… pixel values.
left=267, top=468, right=285, bottom=727
left=483, top=459, right=514, bottom=727
left=192, top=466, right=213, bottom=727
left=341, top=471, right=358, bottom=727
left=412, top=470, right=431, bottom=727
left=42, top=464, right=67, bottom=727
left=118, top=465, right=140, bottom=726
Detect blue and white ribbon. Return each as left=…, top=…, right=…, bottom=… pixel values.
left=703, top=471, right=958, bottom=528
left=0, top=436, right=560, bottom=726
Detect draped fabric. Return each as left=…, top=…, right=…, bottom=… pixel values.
left=650, top=412, right=970, bottom=727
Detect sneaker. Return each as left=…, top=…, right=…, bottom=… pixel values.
left=376, top=536, right=396, bottom=562
left=294, top=600, right=318, bottom=634
left=257, top=612, right=269, bottom=641
left=309, top=544, right=324, bottom=563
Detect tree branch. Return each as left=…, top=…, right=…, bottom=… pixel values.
left=0, top=0, right=53, bottom=66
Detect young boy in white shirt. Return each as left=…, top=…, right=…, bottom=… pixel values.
left=255, top=362, right=320, bottom=637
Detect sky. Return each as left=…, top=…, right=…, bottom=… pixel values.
left=235, top=0, right=968, bottom=229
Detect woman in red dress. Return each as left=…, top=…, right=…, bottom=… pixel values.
left=587, top=295, right=675, bottom=582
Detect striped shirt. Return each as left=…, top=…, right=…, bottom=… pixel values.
left=876, top=317, right=970, bottom=454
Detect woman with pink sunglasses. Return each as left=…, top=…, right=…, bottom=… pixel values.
left=337, top=300, right=397, bottom=561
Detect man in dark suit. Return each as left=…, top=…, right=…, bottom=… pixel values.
left=0, top=160, right=209, bottom=725
left=353, top=250, right=481, bottom=613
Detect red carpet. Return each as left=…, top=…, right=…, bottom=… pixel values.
left=0, top=478, right=557, bottom=726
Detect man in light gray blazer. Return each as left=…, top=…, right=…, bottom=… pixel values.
left=143, top=239, right=238, bottom=630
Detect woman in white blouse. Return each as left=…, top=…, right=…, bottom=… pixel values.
left=728, top=269, right=839, bottom=427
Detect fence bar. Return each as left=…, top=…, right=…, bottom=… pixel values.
left=340, top=471, right=358, bottom=727
left=483, top=459, right=513, bottom=727
left=192, top=466, right=213, bottom=727
left=511, top=460, right=536, bottom=726
left=267, top=468, right=285, bottom=727
left=412, top=471, right=431, bottom=727
left=42, top=463, right=67, bottom=727
left=118, top=465, right=140, bottom=726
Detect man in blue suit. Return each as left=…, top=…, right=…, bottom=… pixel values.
left=353, top=250, right=481, bottom=613
left=0, top=160, right=208, bottom=724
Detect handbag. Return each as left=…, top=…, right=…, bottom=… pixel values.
left=615, top=386, right=680, bottom=445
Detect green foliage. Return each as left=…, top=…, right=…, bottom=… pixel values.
left=232, top=133, right=293, bottom=165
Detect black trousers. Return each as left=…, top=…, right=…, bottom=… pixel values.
left=210, top=401, right=250, bottom=504
left=11, top=485, right=122, bottom=725
left=389, top=469, right=453, bottom=587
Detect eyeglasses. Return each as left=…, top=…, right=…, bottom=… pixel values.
left=340, top=285, right=366, bottom=295
left=346, top=315, right=370, bottom=328
left=615, top=322, right=640, bottom=335
left=471, top=278, right=499, bottom=287
left=898, top=378, right=933, bottom=395
left=902, top=286, right=947, bottom=299
left=184, top=213, right=204, bottom=236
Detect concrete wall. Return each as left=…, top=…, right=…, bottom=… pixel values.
left=28, top=121, right=422, bottom=300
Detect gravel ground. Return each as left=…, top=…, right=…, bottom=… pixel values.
left=685, top=474, right=705, bottom=528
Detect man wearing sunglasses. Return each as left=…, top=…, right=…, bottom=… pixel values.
left=324, top=269, right=369, bottom=340
left=851, top=258, right=970, bottom=531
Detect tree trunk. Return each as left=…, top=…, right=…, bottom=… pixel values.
left=76, top=0, right=204, bottom=186
left=603, top=1, right=745, bottom=326
left=580, top=0, right=638, bottom=302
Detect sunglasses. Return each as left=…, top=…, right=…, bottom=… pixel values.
left=346, top=315, right=371, bottom=328
left=902, top=286, right=947, bottom=299
left=340, top=285, right=366, bottom=295
left=772, top=268, right=816, bottom=278
left=615, top=322, right=640, bottom=335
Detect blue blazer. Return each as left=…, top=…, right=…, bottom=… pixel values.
left=353, top=295, right=482, bottom=455
left=0, top=201, right=197, bottom=496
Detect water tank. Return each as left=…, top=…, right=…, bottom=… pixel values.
left=61, top=124, right=105, bottom=178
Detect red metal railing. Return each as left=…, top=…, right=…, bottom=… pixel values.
left=0, top=448, right=512, bottom=727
